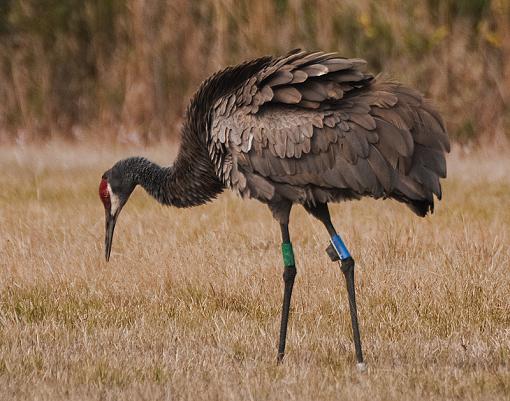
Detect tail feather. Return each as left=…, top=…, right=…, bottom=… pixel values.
left=376, top=83, right=449, bottom=216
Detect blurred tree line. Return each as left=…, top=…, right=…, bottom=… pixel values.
left=0, top=0, right=508, bottom=144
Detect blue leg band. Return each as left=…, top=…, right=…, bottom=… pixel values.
left=331, top=234, right=351, bottom=260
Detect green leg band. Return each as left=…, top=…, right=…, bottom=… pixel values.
left=281, top=242, right=295, bottom=267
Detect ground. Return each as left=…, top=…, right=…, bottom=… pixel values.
left=0, top=143, right=509, bottom=401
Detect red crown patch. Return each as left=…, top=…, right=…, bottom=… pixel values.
left=99, top=179, right=111, bottom=209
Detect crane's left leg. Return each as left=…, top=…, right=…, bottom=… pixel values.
left=305, top=203, right=366, bottom=371
left=277, top=222, right=296, bottom=363
left=268, top=201, right=296, bottom=363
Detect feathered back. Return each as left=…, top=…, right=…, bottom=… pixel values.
left=205, top=50, right=449, bottom=216
left=172, top=50, right=449, bottom=215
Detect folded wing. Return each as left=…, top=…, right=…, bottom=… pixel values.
left=210, top=50, right=450, bottom=216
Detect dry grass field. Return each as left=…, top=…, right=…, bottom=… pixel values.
left=0, top=143, right=509, bottom=401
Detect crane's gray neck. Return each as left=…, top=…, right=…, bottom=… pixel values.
left=124, top=155, right=223, bottom=208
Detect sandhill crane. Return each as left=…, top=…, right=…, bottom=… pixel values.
left=99, top=49, right=449, bottom=370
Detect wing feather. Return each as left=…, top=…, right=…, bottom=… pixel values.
left=209, top=50, right=449, bottom=214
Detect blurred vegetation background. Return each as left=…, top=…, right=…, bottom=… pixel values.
left=0, top=0, right=509, bottom=145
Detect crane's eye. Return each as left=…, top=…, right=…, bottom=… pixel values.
left=99, top=179, right=111, bottom=210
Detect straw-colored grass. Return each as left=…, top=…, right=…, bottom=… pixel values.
left=0, top=143, right=509, bottom=400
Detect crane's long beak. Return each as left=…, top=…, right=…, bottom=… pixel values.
left=104, top=211, right=118, bottom=262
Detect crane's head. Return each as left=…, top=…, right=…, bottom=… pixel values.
left=99, top=162, right=136, bottom=261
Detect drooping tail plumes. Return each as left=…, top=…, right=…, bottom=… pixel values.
left=371, top=83, right=450, bottom=216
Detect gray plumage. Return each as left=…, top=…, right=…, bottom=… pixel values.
left=207, top=49, right=449, bottom=216
left=104, top=49, right=449, bottom=218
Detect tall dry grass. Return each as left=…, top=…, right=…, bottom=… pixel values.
left=0, top=143, right=508, bottom=400
left=1, top=0, right=509, bottom=145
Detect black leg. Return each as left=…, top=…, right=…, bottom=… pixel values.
left=277, top=223, right=297, bottom=363
left=340, top=257, right=364, bottom=368
left=305, top=203, right=366, bottom=371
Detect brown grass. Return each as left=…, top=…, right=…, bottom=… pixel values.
left=0, top=143, right=509, bottom=400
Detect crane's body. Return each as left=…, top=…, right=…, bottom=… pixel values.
left=99, top=50, right=449, bottom=369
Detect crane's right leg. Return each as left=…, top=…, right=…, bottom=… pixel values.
left=268, top=201, right=296, bottom=363
left=305, top=203, right=366, bottom=372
